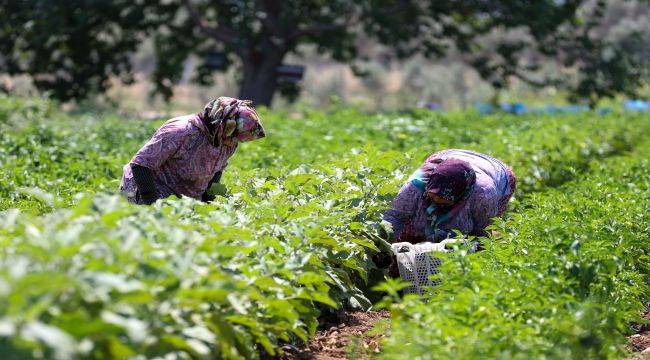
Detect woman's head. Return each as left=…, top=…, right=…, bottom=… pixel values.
left=201, top=97, right=266, bottom=146
left=425, top=158, right=476, bottom=206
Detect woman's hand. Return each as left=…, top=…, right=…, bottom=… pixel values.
left=138, top=190, right=159, bottom=205
left=201, top=192, right=216, bottom=203
left=372, top=251, right=400, bottom=279
left=425, top=228, right=456, bottom=243
left=372, top=251, right=393, bottom=269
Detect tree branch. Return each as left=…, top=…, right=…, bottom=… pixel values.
left=288, top=22, right=348, bottom=41
left=182, top=0, right=240, bottom=45
left=255, top=0, right=283, bottom=36
left=286, top=4, right=359, bottom=42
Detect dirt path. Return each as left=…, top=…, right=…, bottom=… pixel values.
left=278, top=303, right=648, bottom=359
left=282, top=311, right=390, bottom=359
left=628, top=303, right=650, bottom=357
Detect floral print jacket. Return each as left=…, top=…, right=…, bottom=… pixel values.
left=384, top=149, right=516, bottom=243
left=120, top=114, right=237, bottom=202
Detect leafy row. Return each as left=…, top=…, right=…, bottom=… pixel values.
left=2, top=94, right=650, bottom=213
left=0, top=148, right=407, bottom=359
left=379, top=140, right=650, bottom=358
left=1, top=96, right=649, bottom=358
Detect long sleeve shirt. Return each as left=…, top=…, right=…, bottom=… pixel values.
left=120, top=114, right=237, bottom=202
left=383, top=149, right=515, bottom=243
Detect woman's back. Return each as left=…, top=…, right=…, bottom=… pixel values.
left=384, top=149, right=516, bottom=243
left=426, top=149, right=510, bottom=198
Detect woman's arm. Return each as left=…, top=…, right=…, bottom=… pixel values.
left=129, top=122, right=185, bottom=203
left=201, top=171, right=223, bottom=203
left=427, top=228, right=456, bottom=242
left=131, top=164, right=158, bottom=204
left=383, top=182, right=420, bottom=242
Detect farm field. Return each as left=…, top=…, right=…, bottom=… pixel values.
left=380, top=141, right=650, bottom=358
left=0, top=95, right=648, bottom=359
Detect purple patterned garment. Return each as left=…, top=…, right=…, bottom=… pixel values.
left=120, top=114, right=238, bottom=202
left=384, top=149, right=516, bottom=243
left=120, top=97, right=265, bottom=204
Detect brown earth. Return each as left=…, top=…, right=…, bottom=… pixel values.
left=281, top=311, right=390, bottom=360
left=628, top=303, right=650, bottom=357
left=277, top=302, right=648, bottom=359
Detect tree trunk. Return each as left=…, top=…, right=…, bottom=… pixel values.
left=238, top=50, right=285, bottom=106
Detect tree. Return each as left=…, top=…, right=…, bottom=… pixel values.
left=466, top=0, right=650, bottom=107
left=558, top=0, right=650, bottom=106
left=0, top=0, right=165, bottom=101
left=1, top=0, right=644, bottom=106
left=152, top=0, right=587, bottom=105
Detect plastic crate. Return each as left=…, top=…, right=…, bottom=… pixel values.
left=390, top=242, right=446, bottom=295
left=390, top=240, right=477, bottom=295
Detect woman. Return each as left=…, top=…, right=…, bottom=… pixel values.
left=383, top=149, right=516, bottom=243
left=120, top=97, right=265, bottom=204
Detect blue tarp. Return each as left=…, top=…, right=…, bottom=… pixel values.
left=474, top=100, right=645, bottom=116
left=624, top=100, right=649, bottom=112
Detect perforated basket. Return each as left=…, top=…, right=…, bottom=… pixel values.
left=391, top=240, right=478, bottom=295
left=390, top=242, right=447, bottom=295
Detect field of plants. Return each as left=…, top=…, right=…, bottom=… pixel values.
left=0, top=95, right=648, bottom=359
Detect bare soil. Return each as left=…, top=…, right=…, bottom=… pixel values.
left=282, top=311, right=390, bottom=360
left=628, top=303, right=650, bottom=357
left=277, top=302, right=649, bottom=359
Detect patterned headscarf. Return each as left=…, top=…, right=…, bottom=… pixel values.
left=424, top=158, right=476, bottom=203
left=200, top=97, right=266, bottom=146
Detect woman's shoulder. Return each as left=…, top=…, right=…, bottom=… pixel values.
left=392, top=181, right=424, bottom=203
left=389, top=181, right=423, bottom=213
left=156, top=115, right=198, bottom=136
left=470, top=176, right=500, bottom=204
left=401, top=180, right=423, bottom=195
left=163, top=114, right=195, bottom=128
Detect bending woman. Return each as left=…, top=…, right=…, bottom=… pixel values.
left=120, top=97, right=265, bottom=204
left=383, top=149, right=516, bottom=243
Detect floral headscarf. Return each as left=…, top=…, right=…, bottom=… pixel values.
left=200, top=97, right=266, bottom=146
left=409, top=158, right=477, bottom=231
left=424, top=158, right=476, bottom=203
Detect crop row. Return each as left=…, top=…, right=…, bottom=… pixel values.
left=0, top=149, right=404, bottom=359
left=2, top=95, right=650, bottom=213
left=0, top=96, right=649, bottom=358
left=379, top=140, right=650, bottom=358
